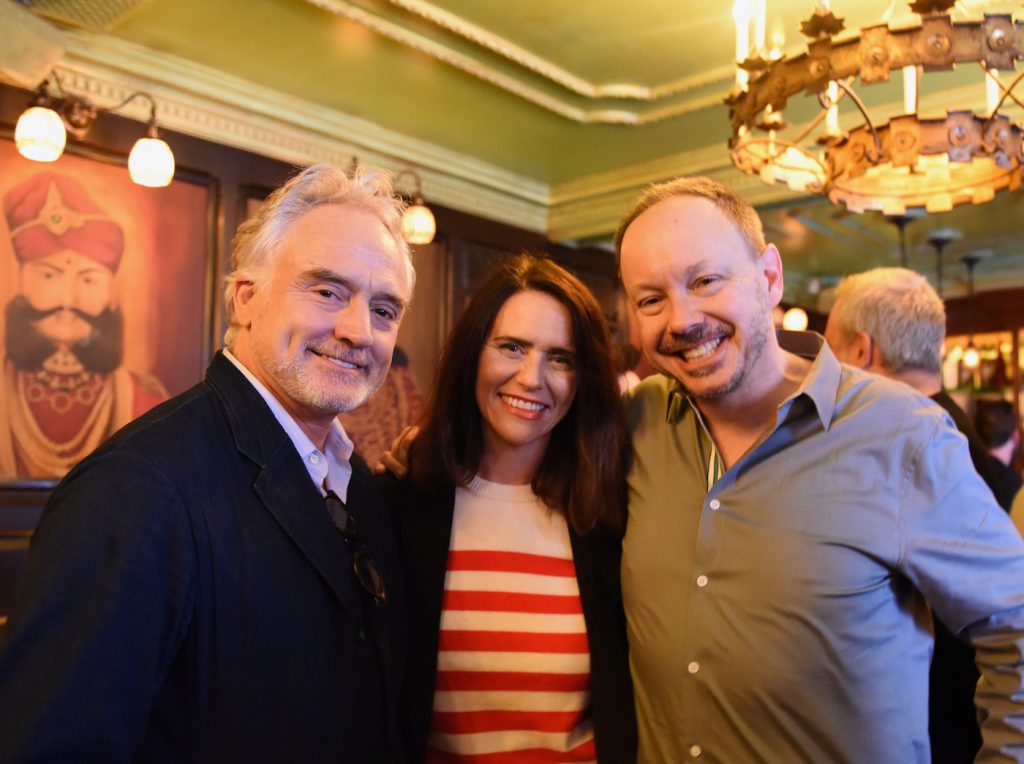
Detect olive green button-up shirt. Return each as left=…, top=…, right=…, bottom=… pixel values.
left=622, top=332, right=1024, bottom=764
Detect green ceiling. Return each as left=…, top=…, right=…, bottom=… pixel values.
left=6, top=0, right=1024, bottom=304
left=95, top=0, right=737, bottom=183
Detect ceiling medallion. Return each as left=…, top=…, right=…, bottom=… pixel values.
left=726, top=0, right=1023, bottom=214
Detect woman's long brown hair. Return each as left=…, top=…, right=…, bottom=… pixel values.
left=409, top=253, right=628, bottom=534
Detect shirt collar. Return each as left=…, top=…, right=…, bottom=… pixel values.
left=664, top=330, right=841, bottom=430
left=223, top=349, right=355, bottom=495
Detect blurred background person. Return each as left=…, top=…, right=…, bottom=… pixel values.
left=975, top=399, right=1022, bottom=505
left=824, top=265, right=1009, bottom=764
left=338, top=345, right=424, bottom=465
left=394, top=254, right=635, bottom=763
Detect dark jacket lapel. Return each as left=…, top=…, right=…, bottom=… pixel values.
left=205, top=352, right=363, bottom=623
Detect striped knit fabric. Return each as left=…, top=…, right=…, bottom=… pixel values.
left=426, top=476, right=595, bottom=763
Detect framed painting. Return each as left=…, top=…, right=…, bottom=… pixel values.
left=0, top=136, right=219, bottom=485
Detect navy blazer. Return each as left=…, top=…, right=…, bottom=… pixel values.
left=394, top=481, right=637, bottom=763
left=0, top=351, right=406, bottom=763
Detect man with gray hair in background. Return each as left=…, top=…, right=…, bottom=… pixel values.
left=824, top=266, right=1011, bottom=763
left=0, top=163, right=415, bottom=763
left=824, top=266, right=1009, bottom=507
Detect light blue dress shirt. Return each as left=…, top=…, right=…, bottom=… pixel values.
left=623, top=331, right=1024, bottom=763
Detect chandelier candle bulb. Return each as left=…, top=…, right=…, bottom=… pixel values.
left=733, top=0, right=754, bottom=87
left=756, top=0, right=767, bottom=53
left=987, top=69, right=1001, bottom=116
left=903, top=66, right=918, bottom=115
left=770, top=17, right=785, bottom=59
left=826, top=81, right=840, bottom=137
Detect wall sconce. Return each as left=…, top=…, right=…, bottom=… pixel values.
left=394, top=168, right=436, bottom=245
left=15, top=73, right=175, bottom=187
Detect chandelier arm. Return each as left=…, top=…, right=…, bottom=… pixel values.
left=981, top=66, right=1024, bottom=135
left=832, top=80, right=881, bottom=163
left=796, top=104, right=831, bottom=144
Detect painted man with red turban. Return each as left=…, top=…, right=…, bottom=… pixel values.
left=0, top=172, right=168, bottom=479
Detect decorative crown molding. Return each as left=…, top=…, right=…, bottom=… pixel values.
left=50, top=31, right=550, bottom=232
left=305, top=0, right=735, bottom=125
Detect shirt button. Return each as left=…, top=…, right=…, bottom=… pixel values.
left=310, top=454, right=320, bottom=464
left=690, top=744, right=702, bottom=758
left=687, top=661, right=700, bottom=674
left=709, top=498, right=721, bottom=510
left=696, top=574, right=708, bottom=588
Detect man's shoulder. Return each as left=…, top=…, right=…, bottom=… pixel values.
left=624, top=375, right=681, bottom=433
left=625, top=374, right=676, bottom=409
left=88, top=379, right=228, bottom=470
left=833, top=365, right=951, bottom=431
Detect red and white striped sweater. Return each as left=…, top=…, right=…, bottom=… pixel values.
left=427, top=477, right=595, bottom=763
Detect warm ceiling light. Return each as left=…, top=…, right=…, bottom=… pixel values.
left=963, top=343, right=981, bottom=369
left=128, top=125, right=175, bottom=187
left=15, top=73, right=176, bottom=188
left=394, top=168, right=436, bottom=245
left=782, top=306, right=809, bottom=331
left=726, top=0, right=1023, bottom=215
left=15, top=103, right=67, bottom=162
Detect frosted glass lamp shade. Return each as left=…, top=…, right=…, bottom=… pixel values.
left=15, top=106, right=67, bottom=162
left=402, top=203, right=436, bottom=245
left=128, top=137, right=175, bottom=187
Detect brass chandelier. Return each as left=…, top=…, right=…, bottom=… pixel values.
left=726, top=0, right=1024, bottom=214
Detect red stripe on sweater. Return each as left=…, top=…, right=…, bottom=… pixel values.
left=443, top=590, right=582, bottom=614
left=430, top=709, right=591, bottom=734
left=426, top=739, right=596, bottom=763
left=439, top=629, right=589, bottom=653
left=435, top=670, right=590, bottom=693
left=447, top=550, right=576, bottom=577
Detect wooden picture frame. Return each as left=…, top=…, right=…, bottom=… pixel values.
left=0, top=136, right=219, bottom=486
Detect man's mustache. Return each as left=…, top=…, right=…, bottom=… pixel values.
left=23, top=304, right=105, bottom=327
left=658, top=323, right=727, bottom=355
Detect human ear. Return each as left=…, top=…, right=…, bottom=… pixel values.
left=759, top=244, right=785, bottom=306
left=850, top=331, right=875, bottom=370
left=232, top=280, right=260, bottom=328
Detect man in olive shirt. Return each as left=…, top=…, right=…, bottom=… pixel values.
left=615, top=177, right=1024, bottom=762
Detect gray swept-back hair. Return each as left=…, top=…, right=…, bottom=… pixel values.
left=831, top=267, right=945, bottom=375
left=223, top=163, right=414, bottom=347
left=614, top=175, right=767, bottom=261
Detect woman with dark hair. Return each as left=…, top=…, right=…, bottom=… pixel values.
left=395, top=253, right=636, bottom=762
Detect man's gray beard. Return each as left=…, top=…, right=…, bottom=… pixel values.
left=257, top=344, right=387, bottom=416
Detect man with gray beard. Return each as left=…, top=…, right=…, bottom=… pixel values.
left=615, top=176, right=1024, bottom=762
left=0, top=163, right=415, bottom=763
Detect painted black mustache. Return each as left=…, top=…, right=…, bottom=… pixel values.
left=658, top=324, right=728, bottom=355
left=18, top=302, right=106, bottom=327
left=5, top=296, right=123, bottom=374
